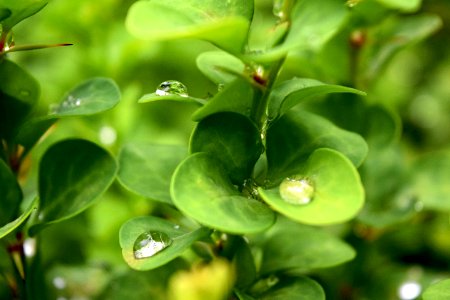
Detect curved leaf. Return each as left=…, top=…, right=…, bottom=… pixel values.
left=260, top=218, right=355, bottom=274
left=171, top=153, right=275, bottom=234
left=259, top=148, right=364, bottom=225
left=268, top=78, right=366, bottom=119
left=125, top=0, right=253, bottom=54
left=255, top=276, right=325, bottom=300
left=190, top=112, right=263, bottom=184
left=0, top=159, right=22, bottom=226
left=0, top=0, right=47, bottom=30
left=119, top=216, right=211, bottom=271
left=376, top=0, right=421, bottom=12
left=0, top=198, right=37, bottom=239
left=0, top=59, right=39, bottom=141
left=138, top=93, right=206, bottom=105
left=29, top=139, right=117, bottom=236
left=266, top=111, right=368, bottom=179
left=49, top=77, right=120, bottom=117
left=196, top=51, right=245, bottom=85
left=423, top=279, right=450, bottom=300
left=117, top=143, right=188, bottom=204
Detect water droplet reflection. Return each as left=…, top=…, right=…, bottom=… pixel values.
left=133, top=231, right=172, bottom=259
left=279, top=176, right=314, bottom=205
left=155, top=80, right=188, bottom=97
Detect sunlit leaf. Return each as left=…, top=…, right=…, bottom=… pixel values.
left=0, top=0, right=47, bottom=30
left=423, top=279, right=450, bottom=300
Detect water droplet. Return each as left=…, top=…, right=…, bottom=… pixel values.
left=133, top=231, right=172, bottom=259
left=155, top=80, right=188, bottom=97
left=50, top=95, right=82, bottom=113
left=174, top=225, right=180, bottom=230
left=279, top=176, right=314, bottom=205
left=273, top=0, right=285, bottom=18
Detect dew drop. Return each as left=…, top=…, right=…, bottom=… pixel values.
left=133, top=231, right=172, bottom=259
left=279, top=176, right=315, bottom=205
left=155, top=80, right=188, bottom=97
left=273, top=0, right=285, bottom=18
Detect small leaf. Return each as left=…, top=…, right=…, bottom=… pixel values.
left=0, top=159, right=22, bottom=226
left=260, top=218, right=356, bottom=274
left=49, top=77, right=120, bottom=117
left=268, top=78, right=366, bottom=119
left=0, top=59, right=39, bottom=141
left=125, top=0, right=253, bottom=54
left=410, top=151, right=450, bottom=211
left=190, top=112, right=263, bottom=184
left=259, top=148, right=364, bottom=225
left=375, top=0, right=421, bottom=12
left=119, top=216, right=211, bottom=271
left=196, top=51, right=245, bottom=85
left=423, top=279, right=450, bottom=300
left=246, top=0, right=348, bottom=63
left=231, top=237, right=257, bottom=289
left=0, top=0, right=47, bottom=30
left=254, top=276, right=325, bottom=300
left=171, top=153, right=275, bottom=234
left=0, top=198, right=37, bottom=239
left=117, top=143, right=188, bottom=204
left=29, top=139, right=117, bottom=236
left=266, top=111, right=368, bottom=179
left=138, top=93, right=206, bottom=105
left=192, top=79, right=255, bottom=122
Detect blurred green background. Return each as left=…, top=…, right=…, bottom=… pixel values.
left=4, top=0, right=450, bottom=299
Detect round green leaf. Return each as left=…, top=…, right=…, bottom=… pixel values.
left=423, top=279, right=450, bottom=300
left=0, top=59, right=39, bottom=141
left=138, top=93, right=206, bottom=105
left=49, top=77, right=120, bottom=117
left=266, top=111, right=368, bottom=179
left=259, top=148, right=364, bottom=225
left=171, top=153, right=275, bottom=234
left=0, top=159, right=22, bottom=226
left=268, top=78, right=366, bottom=119
left=190, top=112, right=263, bottom=184
left=255, top=276, right=325, bottom=300
left=260, top=218, right=355, bottom=274
left=119, top=216, right=211, bottom=271
left=125, top=0, right=253, bottom=54
left=196, top=51, right=245, bottom=85
left=118, top=143, right=188, bottom=204
left=0, top=0, right=47, bottom=30
left=29, top=139, right=117, bottom=236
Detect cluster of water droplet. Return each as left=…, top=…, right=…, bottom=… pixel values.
left=279, top=176, right=315, bottom=205
left=50, top=95, right=82, bottom=114
left=155, top=80, right=188, bottom=97
left=133, top=231, right=172, bottom=259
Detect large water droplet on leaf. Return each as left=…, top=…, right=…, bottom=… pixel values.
left=279, top=176, right=315, bottom=205
left=155, top=80, right=188, bottom=97
left=133, top=231, right=172, bottom=259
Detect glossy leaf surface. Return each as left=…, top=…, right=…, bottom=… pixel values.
left=126, top=0, right=253, bottom=53
left=171, top=153, right=275, bottom=234
left=29, top=139, right=117, bottom=235
left=190, top=112, right=263, bottom=183
left=118, top=143, right=188, bottom=204
left=196, top=51, right=245, bottom=84
left=260, top=148, right=364, bottom=225
left=0, top=198, right=37, bottom=239
left=0, top=0, right=47, bottom=30
left=120, top=216, right=210, bottom=270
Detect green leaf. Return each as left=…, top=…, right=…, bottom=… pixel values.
left=268, top=78, right=366, bottom=119
left=375, top=0, right=421, bottom=12
left=0, top=59, right=39, bottom=141
left=14, top=117, right=56, bottom=157
left=192, top=79, right=255, bottom=122
left=190, top=112, right=263, bottom=184
left=231, top=237, right=257, bottom=289
left=117, top=143, right=188, bottom=204
left=254, top=276, right=325, bottom=300
left=246, top=0, right=348, bottom=63
left=259, top=148, right=364, bottom=225
left=119, top=216, right=211, bottom=271
left=360, top=14, right=442, bottom=83
left=125, top=0, right=253, bottom=54
left=0, top=198, right=37, bottom=239
left=171, top=153, right=275, bottom=234
left=49, top=77, right=120, bottom=117
left=138, top=93, right=206, bottom=105
left=423, top=279, right=450, bottom=300
left=266, top=111, right=368, bottom=179
left=410, top=151, right=450, bottom=211
left=29, top=139, right=117, bottom=236
left=196, top=51, right=245, bottom=85
left=260, top=218, right=356, bottom=274
left=0, top=159, right=22, bottom=226
left=0, top=0, right=47, bottom=30
left=0, top=8, right=11, bottom=22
